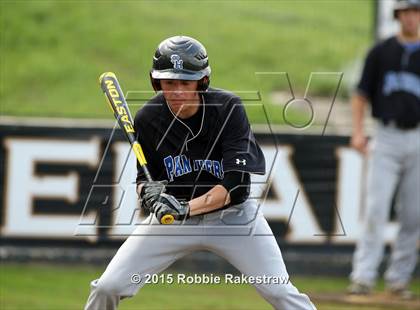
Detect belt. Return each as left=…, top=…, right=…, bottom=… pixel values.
left=381, top=119, right=420, bottom=130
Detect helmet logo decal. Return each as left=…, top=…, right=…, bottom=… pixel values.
left=170, top=54, right=183, bottom=70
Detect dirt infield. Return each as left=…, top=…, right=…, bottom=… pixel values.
left=311, top=292, right=420, bottom=309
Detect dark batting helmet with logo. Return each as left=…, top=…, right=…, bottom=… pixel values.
left=150, top=36, right=211, bottom=91
left=393, top=0, right=420, bottom=18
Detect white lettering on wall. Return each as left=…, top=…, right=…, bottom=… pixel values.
left=334, top=147, right=398, bottom=243
left=0, top=137, right=402, bottom=244
left=108, top=142, right=145, bottom=238
left=2, top=138, right=99, bottom=239
left=252, top=145, right=326, bottom=243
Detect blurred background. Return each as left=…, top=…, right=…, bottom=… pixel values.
left=1, top=0, right=373, bottom=120
left=0, top=1, right=418, bottom=309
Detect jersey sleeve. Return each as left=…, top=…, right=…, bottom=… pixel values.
left=357, top=45, right=379, bottom=100
left=220, top=171, right=250, bottom=204
left=220, top=96, right=265, bottom=175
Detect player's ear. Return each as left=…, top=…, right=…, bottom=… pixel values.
left=198, top=76, right=209, bottom=92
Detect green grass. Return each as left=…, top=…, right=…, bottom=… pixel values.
left=1, top=263, right=419, bottom=310
left=0, top=0, right=373, bottom=122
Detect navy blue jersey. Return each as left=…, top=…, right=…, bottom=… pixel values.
left=134, top=87, right=265, bottom=202
left=357, top=37, right=420, bottom=127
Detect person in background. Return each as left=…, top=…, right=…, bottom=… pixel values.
left=348, top=0, right=420, bottom=299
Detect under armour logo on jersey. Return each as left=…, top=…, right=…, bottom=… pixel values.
left=236, top=158, right=247, bottom=166
left=170, top=54, right=183, bottom=70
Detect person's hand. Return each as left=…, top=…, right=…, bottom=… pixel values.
left=153, top=193, right=190, bottom=223
left=350, top=132, right=368, bottom=154
left=138, top=180, right=167, bottom=212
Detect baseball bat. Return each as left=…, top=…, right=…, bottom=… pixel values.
left=99, top=72, right=175, bottom=225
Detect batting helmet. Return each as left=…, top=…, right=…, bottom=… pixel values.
left=393, top=0, right=420, bottom=18
left=150, top=36, right=211, bottom=91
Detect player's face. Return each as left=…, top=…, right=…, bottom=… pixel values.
left=160, top=80, right=200, bottom=118
left=398, top=9, right=420, bottom=37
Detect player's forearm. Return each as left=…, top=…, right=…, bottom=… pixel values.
left=188, top=185, right=231, bottom=216
left=351, top=94, right=368, bottom=135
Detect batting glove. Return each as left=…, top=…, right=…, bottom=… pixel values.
left=153, top=193, right=190, bottom=222
left=138, top=180, right=167, bottom=212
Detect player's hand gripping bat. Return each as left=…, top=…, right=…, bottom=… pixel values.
left=99, top=72, right=175, bottom=225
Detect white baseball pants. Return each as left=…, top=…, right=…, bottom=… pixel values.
left=351, top=123, right=420, bottom=287
left=84, top=200, right=316, bottom=310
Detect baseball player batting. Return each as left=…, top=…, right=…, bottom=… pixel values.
left=84, top=35, right=316, bottom=310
